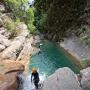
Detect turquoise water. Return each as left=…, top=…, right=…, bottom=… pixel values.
left=29, top=40, right=80, bottom=76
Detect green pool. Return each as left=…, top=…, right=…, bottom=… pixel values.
left=29, top=40, right=80, bottom=76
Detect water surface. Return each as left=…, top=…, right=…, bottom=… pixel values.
left=29, top=40, right=80, bottom=76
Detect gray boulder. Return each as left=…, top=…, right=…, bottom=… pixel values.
left=0, top=4, right=5, bottom=12
left=80, top=67, right=90, bottom=90
left=42, top=67, right=82, bottom=90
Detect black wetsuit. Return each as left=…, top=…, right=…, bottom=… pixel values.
left=31, top=72, right=40, bottom=89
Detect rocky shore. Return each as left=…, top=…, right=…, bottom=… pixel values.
left=41, top=67, right=90, bottom=90
left=60, top=36, right=90, bottom=68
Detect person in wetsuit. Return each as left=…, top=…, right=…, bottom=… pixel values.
left=31, top=68, right=40, bottom=89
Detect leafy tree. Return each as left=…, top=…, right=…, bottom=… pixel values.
left=35, top=0, right=87, bottom=41
left=4, top=0, right=36, bottom=33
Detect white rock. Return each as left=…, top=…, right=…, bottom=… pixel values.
left=0, top=34, right=7, bottom=39
left=16, top=23, right=27, bottom=30
left=42, top=67, right=82, bottom=90
left=80, top=67, right=90, bottom=90
left=0, top=44, right=5, bottom=52
left=0, top=39, right=11, bottom=47
left=16, top=23, right=29, bottom=37
left=0, top=36, right=25, bottom=60
left=0, top=4, right=5, bottom=12
left=16, top=38, right=33, bottom=61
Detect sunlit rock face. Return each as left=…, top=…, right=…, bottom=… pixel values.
left=0, top=60, right=24, bottom=90
left=80, top=67, right=90, bottom=90
left=42, top=67, right=82, bottom=90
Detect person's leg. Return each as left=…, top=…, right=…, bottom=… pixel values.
left=34, top=82, right=38, bottom=89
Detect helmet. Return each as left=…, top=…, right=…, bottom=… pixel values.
left=32, top=68, right=37, bottom=73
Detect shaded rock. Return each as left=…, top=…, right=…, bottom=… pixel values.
left=0, top=44, right=5, bottom=52
left=0, top=27, right=11, bottom=38
left=0, top=60, right=24, bottom=90
left=80, top=67, right=90, bottom=90
left=0, top=18, right=3, bottom=26
left=42, top=67, right=82, bottom=90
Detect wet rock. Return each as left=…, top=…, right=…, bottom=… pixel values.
left=0, top=60, right=24, bottom=90
left=80, top=67, right=90, bottom=90
left=42, top=67, right=82, bottom=90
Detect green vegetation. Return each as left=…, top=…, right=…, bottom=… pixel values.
left=81, top=58, right=90, bottom=68
left=34, top=0, right=87, bottom=40
left=2, top=0, right=90, bottom=46
left=4, top=0, right=36, bottom=33
left=80, top=27, right=90, bottom=47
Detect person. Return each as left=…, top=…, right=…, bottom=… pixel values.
left=31, top=68, right=40, bottom=89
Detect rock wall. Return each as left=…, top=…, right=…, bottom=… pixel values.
left=0, top=60, right=24, bottom=90
left=60, top=36, right=90, bottom=68
left=80, top=67, right=90, bottom=90
left=0, top=3, right=36, bottom=90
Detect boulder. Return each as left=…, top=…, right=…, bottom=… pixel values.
left=0, top=27, right=6, bottom=34
left=0, top=27, right=11, bottom=38
left=0, top=4, right=5, bottom=12
left=42, top=67, right=82, bottom=90
left=0, top=34, right=7, bottom=39
left=16, top=23, right=29, bottom=37
left=0, top=36, right=25, bottom=60
left=0, top=44, right=5, bottom=52
left=16, top=38, right=33, bottom=61
left=0, top=18, right=3, bottom=26
left=0, top=60, right=24, bottom=90
left=80, top=67, right=90, bottom=90
left=0, top=38, right=11, bottom=47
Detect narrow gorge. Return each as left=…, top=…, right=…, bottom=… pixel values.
left=0, top=0, right=90, bottom=90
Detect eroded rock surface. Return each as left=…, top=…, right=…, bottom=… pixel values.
left=80, top=67, right=90, bottom=90
left=42, top=67, right=82, bottom=90
left=60, top=36, right=90, bottom=67
left=0, top=60, right=24, bottom=90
